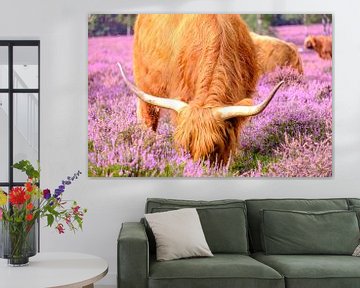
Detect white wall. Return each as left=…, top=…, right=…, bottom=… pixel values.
left=1, top=0, right=360, bottom=286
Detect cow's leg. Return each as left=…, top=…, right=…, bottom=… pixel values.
left=137, top=99, right=160, bottom=131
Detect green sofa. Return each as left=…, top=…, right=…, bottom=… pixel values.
left=118, top=198, right=360, bottom=288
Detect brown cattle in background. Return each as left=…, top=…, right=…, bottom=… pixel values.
left=119, top=14, right=283, bottom=164
left=250, top=32, right=303, bottom=75
left=304, top=35, right=332, bottom=60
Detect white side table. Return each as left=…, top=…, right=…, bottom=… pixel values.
left=0, top=252, right=108, bottom=288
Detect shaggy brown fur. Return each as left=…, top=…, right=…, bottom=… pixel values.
left=133, top=14, right=259, bottom=163
left=250, top=32, right=303, bottom=75
left=304, top=35, right=332, bottom=60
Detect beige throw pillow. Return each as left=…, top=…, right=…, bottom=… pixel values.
left=353, top=244, right=360, bottom=256
left=145, top=208, right=213, bottom=261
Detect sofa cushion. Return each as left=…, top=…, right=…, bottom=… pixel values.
left=146, top=198, right=249, bottom=254
left=145, top=208, right=213, bottom=261
left=347, top=198, right=360, bottom=207
left=149, top=254, right=284, bottom=288
left=246, top=198, right=349, bottom=252
left=347, top=199, right=360, bottom=229
left=349, top=205, right=360, bottom=228
left=261, top=209, right=359, bottom=255
left=252, top=252, right=360, bottom=288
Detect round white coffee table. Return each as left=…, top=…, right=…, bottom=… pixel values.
left=0, top=252, right=108, bottom=288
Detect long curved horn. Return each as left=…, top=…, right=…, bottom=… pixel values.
left=213, top=81, right=284, bottom=120
left=117, top=63, right=188, bottom=113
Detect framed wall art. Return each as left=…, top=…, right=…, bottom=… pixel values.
left=88, top=14, right=332, bottom=177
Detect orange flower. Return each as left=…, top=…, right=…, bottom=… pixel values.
left=24, top=193, right=31, bottom=200
left=26, top=203, right=34, bottom=210
left=25, top=182, right=33, bottom=192
left=26, top=214, right=33, bottom=221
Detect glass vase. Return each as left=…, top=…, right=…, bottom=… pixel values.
left=0, top=220, right=37, bottom=266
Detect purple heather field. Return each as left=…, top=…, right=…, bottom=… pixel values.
left=88, top=24, right=332, bottom=177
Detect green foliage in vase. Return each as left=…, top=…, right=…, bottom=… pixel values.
left=0, top=161, right=86, bottom=234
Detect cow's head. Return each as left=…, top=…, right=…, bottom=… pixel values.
left=118, top=63, right=283, bottom=164
left=304, top=36, right=316, bottom=49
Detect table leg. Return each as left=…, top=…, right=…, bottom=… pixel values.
left=82, top=284, right=94, bottom=288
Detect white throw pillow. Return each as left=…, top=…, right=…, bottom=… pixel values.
left=353, top=244, right=360, bottom=256
left=145, top=208, right=213, bottom=261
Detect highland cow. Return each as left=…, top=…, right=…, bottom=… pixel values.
left=119, top=14, right=283, bottom=164
left=250, top=32, right=303, bottom=75
left=304, top=35, right=332, bottom=60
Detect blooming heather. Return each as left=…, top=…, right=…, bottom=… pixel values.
left=88, top=24, right=332, bottom=177
left=243, top=130, right=332, bottom=178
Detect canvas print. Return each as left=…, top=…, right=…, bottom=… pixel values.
left=88, top=14, right=332, bottom=177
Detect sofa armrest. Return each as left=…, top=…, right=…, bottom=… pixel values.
left=118, top=222, right=149, bottom=288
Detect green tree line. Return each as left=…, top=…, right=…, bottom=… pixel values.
left=88, top=14, right=136, bottom=37
left=241, top=14, right=332, bottom=34
left=88, top=14, right=332, bottom=37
